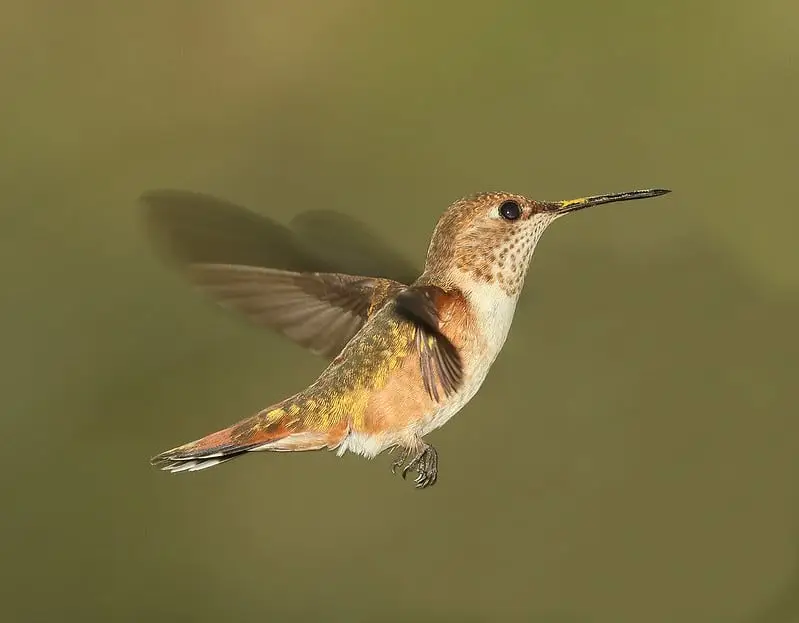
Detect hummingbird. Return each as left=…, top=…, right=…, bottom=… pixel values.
left=148, top=187, right=670, bottom=488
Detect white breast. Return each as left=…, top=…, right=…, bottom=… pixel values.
left=420, top=279, right=519, bottom=435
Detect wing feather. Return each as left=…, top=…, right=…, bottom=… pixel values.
left=395, top=286, right=464, bottom=402
left=187, top=264, right=404, bottom=358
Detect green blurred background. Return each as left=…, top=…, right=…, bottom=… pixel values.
left=2, top=1, right=798, bottom=621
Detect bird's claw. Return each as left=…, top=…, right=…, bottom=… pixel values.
left=391, top=443, right=438, bottom=489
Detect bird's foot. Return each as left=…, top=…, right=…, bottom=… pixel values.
left=391, top=442, right=438, bottom=489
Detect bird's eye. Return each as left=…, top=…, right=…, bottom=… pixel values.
left=499, top=200, right=522, bottom=221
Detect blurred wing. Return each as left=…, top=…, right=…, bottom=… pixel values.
left=140, top=189, right=329, bottom=271
left=187, top=264, right=405, bottom=358
left=140, top=189, right=417, bottom=357
left=289, top=209, right=420, bottom=285
left=141, top=189, right=418, bottom=281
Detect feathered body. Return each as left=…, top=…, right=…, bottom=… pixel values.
left=148, top=188, right=669, bottom=486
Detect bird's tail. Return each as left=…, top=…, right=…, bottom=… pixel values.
left=151, top=400, right=347, bottom=473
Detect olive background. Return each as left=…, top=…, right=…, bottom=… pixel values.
left=2, top=1, right=798, bottom=622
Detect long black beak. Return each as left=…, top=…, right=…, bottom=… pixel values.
left=544, top=188, right=671, bottom=214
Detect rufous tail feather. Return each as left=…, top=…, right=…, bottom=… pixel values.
left=151, top=402, right=346, bottom=473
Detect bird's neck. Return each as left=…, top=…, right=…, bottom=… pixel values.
left=461, top=272, right=519, bottom=360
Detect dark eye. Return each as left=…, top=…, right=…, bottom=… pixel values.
left=499, top=200, right=522, bottom=221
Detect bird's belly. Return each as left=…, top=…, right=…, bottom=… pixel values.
left=419, top=354, right=493, bottom=436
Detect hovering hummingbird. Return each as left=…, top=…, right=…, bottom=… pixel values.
left=148, top=187, right=670, bottom=488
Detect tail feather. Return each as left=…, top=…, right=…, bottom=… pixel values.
left=153, top=455, right=240, bottom=473
left=151, top=403, right=347, bottom=474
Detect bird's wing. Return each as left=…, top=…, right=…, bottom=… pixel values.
left=140, top=189, right=415, bottom=358
left=140, top=188, right=419, bottom=280
left=394, top=285, right=464, bottom=402
left=185, top=264, right=405, bottom=358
